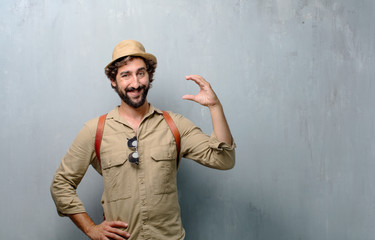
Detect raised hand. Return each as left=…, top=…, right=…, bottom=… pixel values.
left=182, top=74, right=233, bottom=146
left=182, top=75, right=220, bottom=108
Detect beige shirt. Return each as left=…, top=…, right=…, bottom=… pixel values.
left=51, top=104, right=235, bottom=240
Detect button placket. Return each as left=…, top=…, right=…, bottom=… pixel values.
left=138, top=168, right=149, bottom=234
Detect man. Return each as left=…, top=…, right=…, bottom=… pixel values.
left=51, top=40, right=235, bottom=240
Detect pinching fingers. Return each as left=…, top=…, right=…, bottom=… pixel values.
left=185, top=75, right=208, bottom=88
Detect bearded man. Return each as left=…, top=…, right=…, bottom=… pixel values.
left=51, top=40, right=235, bottom=240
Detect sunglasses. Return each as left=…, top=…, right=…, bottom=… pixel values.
left=127, top=136, right=139, bottom=165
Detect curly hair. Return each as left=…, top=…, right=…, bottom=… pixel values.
left=105, top=56, right=157, bottom=89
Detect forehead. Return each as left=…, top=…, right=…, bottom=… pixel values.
left=118, top=57, right=146, bottom=72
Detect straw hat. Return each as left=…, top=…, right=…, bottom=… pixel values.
left=105, top=40, right=157, bottom=69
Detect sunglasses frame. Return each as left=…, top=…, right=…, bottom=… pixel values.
left=127, top=136, right=139, bottom=165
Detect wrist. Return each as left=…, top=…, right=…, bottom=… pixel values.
left=85, top=222, right=97, bottom=236
left=208, top=101, right=222, bottom=111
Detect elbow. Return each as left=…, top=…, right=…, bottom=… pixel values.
left=217, top=151, right=235, bottom=170
left=222, top=158, right=235, bottom=170
left=50, top=176, right=61, bottom=206
left=228, top=159, right=236, bottom=169
left=224, top=149, right=235, bottom=170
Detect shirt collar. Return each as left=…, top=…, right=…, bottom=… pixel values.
left=106, top=103, right=163, bottom=124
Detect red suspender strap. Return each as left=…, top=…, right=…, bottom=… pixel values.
left=162, top=111, right=181, bottom=169
left=95, top=114, right=107, bottom=168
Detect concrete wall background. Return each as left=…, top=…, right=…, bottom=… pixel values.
left=1, top=0, right=374, bottom=239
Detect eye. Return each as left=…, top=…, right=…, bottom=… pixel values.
left=121, top=73, right=130, bottom=79
left=137, top=70, right=146, bottom=77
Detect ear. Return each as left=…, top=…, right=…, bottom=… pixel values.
left=110, top=79, right=117, bottom=88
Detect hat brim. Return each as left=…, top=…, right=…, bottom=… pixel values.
left=105, top=52, right=157, bottom=70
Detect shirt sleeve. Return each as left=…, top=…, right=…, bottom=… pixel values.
left=173, top=113, right=236, bottom=170
left=50, top=120, right=98, bottom=216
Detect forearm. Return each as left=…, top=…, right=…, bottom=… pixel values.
left=209, top=102, right=233, bottom=146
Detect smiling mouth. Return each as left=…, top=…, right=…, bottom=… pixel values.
left=125, top=86, right=146, bottom=100
left=126, top=86, right=145, bottom=93
left=127, top=88, right=143, bottom=97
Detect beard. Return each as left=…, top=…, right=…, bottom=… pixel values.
left=115, top=84, right=150, bottom=108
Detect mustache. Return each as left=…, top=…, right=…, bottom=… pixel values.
left=125, top=85, right=146, bottom=93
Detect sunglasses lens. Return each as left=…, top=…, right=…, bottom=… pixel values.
left=129, top=151, right=139, bottom=165
left=127, top=136, right=137, bottom=148
left=131, top=151, right=139, bottom=158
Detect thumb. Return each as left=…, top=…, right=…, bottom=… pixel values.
left=182, top=94, right=196, bottom=101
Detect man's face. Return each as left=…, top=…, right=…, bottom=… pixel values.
left=111, top=58, right=150, bottom=108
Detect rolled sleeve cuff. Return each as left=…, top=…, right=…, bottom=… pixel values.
left=208, top=132, right=236, bottom=151
left=55, top=197, right=86, bottom=217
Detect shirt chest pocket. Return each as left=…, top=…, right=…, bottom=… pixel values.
left=150, top=145, right=178, bottom=195
left=101, top=152, right=132, bottom=202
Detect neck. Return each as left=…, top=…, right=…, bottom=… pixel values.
left=118, top=100, right=150, bottom=127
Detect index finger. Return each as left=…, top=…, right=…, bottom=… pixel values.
left=185, top=75, right=208, bottom=87
left=108, top=220, right=129, bottom=229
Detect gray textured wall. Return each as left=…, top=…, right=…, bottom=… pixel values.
left=1, top=0, right=375, bottom=239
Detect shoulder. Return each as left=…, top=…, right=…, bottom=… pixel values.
left=149, top=104, right=184, bottom=121
left=162, top=110, right=199, bottom=132
left=82, top=111, right=112, bottom=136
left=161, top=110, right=185, bottom=122
left=150, top=104, right=198, bottom=129
left=84, top=116, right=102, bottom=129
left=84, top=107, right=117, bottom=129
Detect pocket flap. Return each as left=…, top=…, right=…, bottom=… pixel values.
left=151, top=147, right=175, bottom=161
left=101, top=152, right=128, bottom=170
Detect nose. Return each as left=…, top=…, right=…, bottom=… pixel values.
left=129, top=74, right=140, bottom=88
